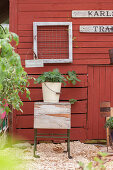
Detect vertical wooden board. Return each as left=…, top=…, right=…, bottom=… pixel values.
left=93, top=67, right=100, bottom=139
left=9, top=0, right=18, bottom=33
left=110, top=69, right=113, bottom=107
left=87, top=66, right=94, bottom=139
left=99, top=67, right=106, bottom=101
left=88, top=66, right=113, bottom=140
left=99, top=67, right=106, bottom=139
left=8, top=112, right=13, bottom=134
left=105, top=66, right=111, bottom=101
left=12, top=111, right=17, bottom=134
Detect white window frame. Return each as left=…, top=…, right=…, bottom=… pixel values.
left=33, top=22, right=73, bottom=63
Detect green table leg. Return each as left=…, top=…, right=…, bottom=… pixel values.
left=34, top=129, right=40, bottom=158
left=67, top=129, right=72, bottom=159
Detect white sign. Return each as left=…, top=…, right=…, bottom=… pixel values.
left=80, top=25, right=113, bottom=33
left=72, top=10, right=113, bottom=18
left=25, top=59, right=44, bottom=68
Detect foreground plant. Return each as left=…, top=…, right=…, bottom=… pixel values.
left=105, top=117, right=113, bottom=129
left=0, top=25, right=30, bottom=114
left=0, top=135, right=25, bottom=169
left=78, top=152, right=107, bottom=170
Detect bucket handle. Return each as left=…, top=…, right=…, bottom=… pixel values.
left=44, top=83, right=61, bottom=95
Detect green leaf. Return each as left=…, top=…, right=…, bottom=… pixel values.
left=5, top=106, right=11, bottom=115
left=19, top=108, right=23, bottom=113
left=67, top=71, right=81, bottom=85
left=78, top=161, right=84, bottom=168
left=26, top=88, right=31, bottom=100
left=11, top=32, right=19, bottom=45
left=69, top=99, right=77, bottom=104
left=98, top=152, right=108, bottom=157
left=0, top=83, right=3, bottom=90
left=86, top=162, right=93, bottom=170
left=94, top=157, right=103, bottom=164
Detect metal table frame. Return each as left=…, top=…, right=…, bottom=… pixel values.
left=34, top=129, right=72, bottom=159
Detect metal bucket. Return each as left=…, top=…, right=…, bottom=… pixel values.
left=42, top=82, right=61, bottom=103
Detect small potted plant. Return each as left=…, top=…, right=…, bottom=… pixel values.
left=105, top=117, right=113, bottom=147
left=35, top=69, right=66, bottom=103
left=35, top=69, right=81, bottom=103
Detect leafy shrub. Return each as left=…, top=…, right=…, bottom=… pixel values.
left=79, top=152, right=107, bottom=170
left=0, top=25, right=30, bottom=114
left=105, top=117, right=113, bottom=129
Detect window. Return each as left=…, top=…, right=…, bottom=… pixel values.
left=33, top=22, right=72, bottom=63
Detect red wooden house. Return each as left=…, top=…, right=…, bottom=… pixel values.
left=9, top=0, right=113, bottom=142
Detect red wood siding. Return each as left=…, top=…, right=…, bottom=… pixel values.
left=9, top=0, right=113, bottom=141
left=87, top=66, right=113, bottom=139
left=16, top=128, right=86, bottom=142
left=16, top=0, right=112, bottom=66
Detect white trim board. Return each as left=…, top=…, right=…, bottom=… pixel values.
left=80, top=25, right=113, bottom=33
left=72, top=10, right=113, bottom=18
left=25, top=60, right=44, bottom=68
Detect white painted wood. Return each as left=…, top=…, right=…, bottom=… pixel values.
left=34, top=22, right=72, bottom=26
left=80, top=25, right=113, bottom=33
left=35, top=102, right=70, bottom=105
left=33, top=22, right=73, bottom=64
left=34, top=102, right=71, bottom=129
left=25, top=59, right=44, bottom=67
left=33, top=22, right=38, bottom=59
left=72, top=10, right=113, bottom=18
left=69, top=22, right=73, bottom=62
left=41, top=59, right=72, bottom=63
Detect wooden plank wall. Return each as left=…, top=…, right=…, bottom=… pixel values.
left=17, top=0, right=112, bottom=65
left=87, top=66, right=113, bottom=140
left=14, top=67, right=88, bottom=141
left=9, top=0, right=113, bottom=142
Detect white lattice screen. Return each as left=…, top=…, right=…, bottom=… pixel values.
left=33, top=22, right=73, bottom=63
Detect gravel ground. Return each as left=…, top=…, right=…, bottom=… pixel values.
left=0, top=141, right=113, bottom=170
